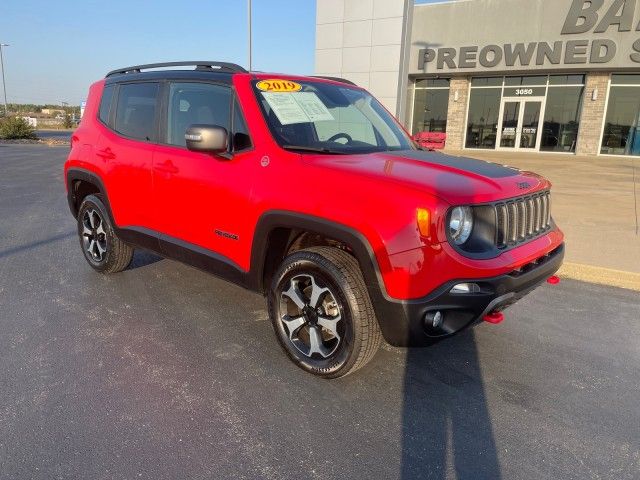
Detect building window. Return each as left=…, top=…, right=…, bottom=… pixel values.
left=601, top=74, right=640, bottom=156
left=548, top=74, right=586, bottom=86
left=465, top=87, right=501, bottom=149
left=541, top=76, right=584, bottom=153
left=410, top=79, right=450, bottom=134
left=465, top=74, right=586, bottom=152
left=504, top=75, right=547, bottom=86
left=470, top=77, right=503, bottom=87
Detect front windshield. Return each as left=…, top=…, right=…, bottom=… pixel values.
left=253, top=79, right=414, bottom=154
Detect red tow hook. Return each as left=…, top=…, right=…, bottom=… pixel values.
left=547, top=275, right=561, bottom=285
left=483, top=311, right=504, bottom=324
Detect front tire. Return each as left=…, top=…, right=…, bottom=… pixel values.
left=268, top=246, right=382, bottom=378
left=77, top=194, right=133, bottom=274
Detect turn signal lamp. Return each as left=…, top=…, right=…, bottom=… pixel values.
left=417, top=208, right=431, bottom=239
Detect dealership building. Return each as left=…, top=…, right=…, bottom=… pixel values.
left=315, top=0, right=640, bottom=156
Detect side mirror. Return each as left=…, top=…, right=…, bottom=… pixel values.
left=185, top=124, right=228, bottom=155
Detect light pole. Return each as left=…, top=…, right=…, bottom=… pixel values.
left=248, top=0, right=252, bottom=71
left=0, top=43, right=8, bottom=115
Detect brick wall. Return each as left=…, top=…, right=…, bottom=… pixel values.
left=445, top=77, right=470, bottom=150
left=576, top=72, right=610, bottom=156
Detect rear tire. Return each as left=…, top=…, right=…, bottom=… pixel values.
left=268, top=246, right=382, bottom=378
left=77, top=194, right=133, bottom=274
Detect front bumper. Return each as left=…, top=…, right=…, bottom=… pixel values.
left=374, top=243, right=565, bottom=346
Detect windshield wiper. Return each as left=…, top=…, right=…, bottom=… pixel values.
left=281, top=145, right=347, bottom=155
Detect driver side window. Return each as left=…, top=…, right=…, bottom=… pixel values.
left=166, top=82, right=231, bottom=147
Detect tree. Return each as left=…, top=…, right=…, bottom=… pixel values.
left=0, top=117, right=37, bottom=140
left=63, top=114, right=73, bottom=129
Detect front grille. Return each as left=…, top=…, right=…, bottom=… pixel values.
left=495, top=191, right=551, bottom=248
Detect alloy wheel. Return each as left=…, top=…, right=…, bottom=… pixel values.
left=81, top=209, right=107, bottom=262
left=279, top=274, right=343, bottom=359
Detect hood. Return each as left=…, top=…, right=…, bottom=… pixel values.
left=305, top=149, right=549, bottom=205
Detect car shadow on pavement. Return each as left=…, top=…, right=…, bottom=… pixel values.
left=0, top=231, right=75, bottom=260
left=400, top=329, right=501, bottom=479
left=128, top=250, right=164, bottom=270
left=0, top=234, right=163, bottom=270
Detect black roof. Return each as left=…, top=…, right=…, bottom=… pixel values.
left=104, top=69, right=237, bottom=86
left=105, top=61, right=246, bottom=77
left=104, top=61, right=245, bottom=85
left=103, top=61, right=359, bottom=87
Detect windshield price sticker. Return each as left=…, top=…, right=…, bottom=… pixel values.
left=262, top=92, right=334, bottom=125
left=256, top=79, right=302, bottom=92
left=261, top=93, right=308, bottom=125
left=292, top=92, right=334, bottom=122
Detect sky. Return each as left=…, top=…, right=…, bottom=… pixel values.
left=0, top=0, right=443, bottom=105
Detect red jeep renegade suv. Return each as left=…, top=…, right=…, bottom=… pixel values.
left=65, top=61, right=564, bottom=378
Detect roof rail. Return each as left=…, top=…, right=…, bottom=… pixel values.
left=105, top=61, right=247, bottom=78
left=311, top=76, right=357, bottom=86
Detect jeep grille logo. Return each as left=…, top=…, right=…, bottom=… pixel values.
left=517, top=182, right=531, bottom=190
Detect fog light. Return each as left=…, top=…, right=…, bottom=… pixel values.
left=424, top=311, right=443, bottom=329
left=450, top=282, right=481, bottom=294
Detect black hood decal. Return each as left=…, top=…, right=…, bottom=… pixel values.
left=386, top=150, right=519, bottom=179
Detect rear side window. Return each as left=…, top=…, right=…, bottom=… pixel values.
left=114, top=83, right=159, bottom=141
left=166, top=82, right=231, bottom=147
left=98, top=85, right=114, bottom=125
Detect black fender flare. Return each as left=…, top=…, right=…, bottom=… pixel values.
left=248, top=211, right=411, bottom=344
left=248, top=211, right=383, bottom=292
left=65, top=167, right=159, bottom=252
left=65, top=168, right=113, bottom=220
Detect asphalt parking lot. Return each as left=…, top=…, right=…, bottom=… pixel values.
left=1, top=145, right=639, bottom=480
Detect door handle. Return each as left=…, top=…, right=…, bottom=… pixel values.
left=154, top=159, right=179, bottom=175
left=96, top=147, right=116, bottom=160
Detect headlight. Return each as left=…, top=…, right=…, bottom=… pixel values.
left=449, top=206, right=473, bottom=245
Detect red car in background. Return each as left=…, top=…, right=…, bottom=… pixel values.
left=413, top=131, right=447, bottom=150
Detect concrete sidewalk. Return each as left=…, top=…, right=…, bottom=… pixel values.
left=445, top=149, right=640, bottom=276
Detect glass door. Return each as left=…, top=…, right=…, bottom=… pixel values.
left=499, top=102, right=519, bottom=148
left=497, top=98, right=545, bottom=151
left=520, top=101, right=542, bottom=149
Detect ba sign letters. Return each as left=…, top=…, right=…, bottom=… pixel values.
left=415, top=0, right=640, bottom=72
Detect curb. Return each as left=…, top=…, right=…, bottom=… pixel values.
left=558, top=263, right=640, bottom=292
